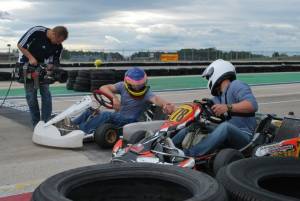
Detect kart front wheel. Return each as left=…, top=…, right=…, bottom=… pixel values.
left=94, top=123, right=118, bottom=149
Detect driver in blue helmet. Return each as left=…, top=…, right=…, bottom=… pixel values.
left=172, top=59, right=258, bottom=157
left=71, top=67, right=175, bottom=134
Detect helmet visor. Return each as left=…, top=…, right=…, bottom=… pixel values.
left=202, top=67, right=214, bottom=80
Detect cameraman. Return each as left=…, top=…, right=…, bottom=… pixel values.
left=17, top=25, right=68, bottom=127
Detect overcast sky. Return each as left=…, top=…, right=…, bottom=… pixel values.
left=0, top=0, right=299, bottom=53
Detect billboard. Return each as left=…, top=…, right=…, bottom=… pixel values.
left=160, top=53, right=179, bottom=62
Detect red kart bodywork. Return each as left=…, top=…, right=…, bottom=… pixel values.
left=112, top=103, right=201, bottom=168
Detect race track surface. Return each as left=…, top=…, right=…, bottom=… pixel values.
left=1, top=82, right=300, bottom=198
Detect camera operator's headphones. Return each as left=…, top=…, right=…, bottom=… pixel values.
left=124, top=67, right=149, bottom=97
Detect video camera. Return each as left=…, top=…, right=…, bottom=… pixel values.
left=15, top=63, right=68, bottom=86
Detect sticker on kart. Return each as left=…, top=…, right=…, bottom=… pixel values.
left=169, top=104, right=194, bottom=122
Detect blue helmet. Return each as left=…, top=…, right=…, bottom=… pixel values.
left=124, top=67, right=148, bottom=97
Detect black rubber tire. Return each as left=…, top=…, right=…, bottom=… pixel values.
left=67, top=70, right=78, bottom=78
left=66, top=80, right=75, bottom=90
left=32, top=163, right=227, bottom=201
left=213, top=148, right=244, bottom=176
left=128, top=130, right=147, bottom=144
left=94, top=123, right=118, bottom=149
left=217, top=157, right=300, bottom=201
left=73, top=83, right=90, bottom=92
left=77, top=70, right=91, bottom=78
left=90, top=70, right=115, bottom=80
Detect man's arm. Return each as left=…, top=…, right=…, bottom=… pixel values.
left=17, top=44, right=37, bottom=66
left=17, top=26, right=45, bottom=66
left=211, top=100, right=255, bottom=117
left=149, top=95, right=175, bottom=114
left=99, top=84, right=120, bottom=111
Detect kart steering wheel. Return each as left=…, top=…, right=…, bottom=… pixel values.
left=93, top=89, right=114, bottom=109
left=195, top=98, right=225, bottom=124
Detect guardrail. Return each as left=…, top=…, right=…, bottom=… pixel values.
left=1, top=60, right=300, bottom=68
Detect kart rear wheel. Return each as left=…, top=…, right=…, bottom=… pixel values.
left=213, top=148, right=244, bottom=176
left=32, top=163, right=227, bottom=201
left=94, top=123, right=118, bottom=149
left=217, top=157, right=300, bottom=201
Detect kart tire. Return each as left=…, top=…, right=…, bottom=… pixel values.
left=77, top=70, right=91, bottom=78
left=73, top=83, right=90, bottom=92
left=127, top=130, right=146, bottom=144
left=67, top=70, right=78, bottom=78
left=94, top=123, right=118, bottom=149
left=216, top=157, right=300, bottom=201
left=213, top=148, right=244, bottom=176
left=32, top=163, right=227, bottom=201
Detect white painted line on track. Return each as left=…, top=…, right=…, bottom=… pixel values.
left=259, top=99, right=300, bottom=105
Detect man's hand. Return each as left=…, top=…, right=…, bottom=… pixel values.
left=113, top=97, right=121, bottom=111
left=29, top=56, right=38, bottom=66
left=211, top=104, right=228, bottom=116
left=47, top=64, right=54, bottom=70
left=162, top=103, right=176, bottom=114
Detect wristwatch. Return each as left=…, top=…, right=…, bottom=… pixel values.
left=227, top=104, right=233, bottom=113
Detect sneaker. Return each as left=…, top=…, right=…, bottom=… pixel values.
left=61, top=117, right=79, bottom=130
left=164, top=138, right=185, bottom=162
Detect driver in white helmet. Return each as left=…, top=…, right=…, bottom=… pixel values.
left=172, top=59, right=258, bottom=157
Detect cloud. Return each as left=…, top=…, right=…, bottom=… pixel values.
left=0, top=0, right=299, bottom=53
left=0, top=11, right=11, bottom=20
left=105, top=35, right=121, bottom=44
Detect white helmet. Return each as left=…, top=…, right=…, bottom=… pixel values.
left=202, top=59, right=236, bottom=96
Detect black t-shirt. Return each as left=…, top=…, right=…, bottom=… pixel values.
left=18, top=26, right=63, bottom=64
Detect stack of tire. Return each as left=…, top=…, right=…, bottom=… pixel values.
left=90, top=69, right=116, bottom=91
left=66, top=70, right=78, bottom=90
left=0, top=72, right=11, bottom=81
left=32, top=163, right=228, bottom=201
left=115, top=70, right=126, bottom=82
left=217, top=157, right=300, bottom=201
left=73, top=70, right=91, bottom=92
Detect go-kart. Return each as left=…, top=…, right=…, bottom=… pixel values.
left=253, top=115, right=300, bottom=158
left=111, top=99, right=224, bottom=168
left=112, top=98, right=299, bottom=175
left=33, top=89, right=164, bottom=149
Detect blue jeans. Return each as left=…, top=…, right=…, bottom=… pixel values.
left=25, top=82, right=52, bottom=127
left=172, top=122, right=252, bottom=157
left=72, top=109, right=136, bottom=134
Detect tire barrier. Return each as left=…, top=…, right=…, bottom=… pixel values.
left=73, top=70, right=91, bottom=92
left=66, top=70, right=78, bottom=90
left=90, top=69, right=116, bottom=91
left=32, top=163, right=228, bottom=201
left=0, top=72, right=12, bottom=81
left=217, top=157, right=300, bottom=201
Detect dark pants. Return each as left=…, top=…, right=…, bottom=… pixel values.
left=172, top=122, right=252, bottom=157
left=25, top=82, right=52, bottom=127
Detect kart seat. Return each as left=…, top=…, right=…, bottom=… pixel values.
left=273, top=116, right=300, bottom=142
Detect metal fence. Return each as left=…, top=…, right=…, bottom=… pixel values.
left=0, top=48, right=299, bottom=63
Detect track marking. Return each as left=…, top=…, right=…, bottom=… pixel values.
left=0, top=180, right=41, bottom=198
left=259, top=99, right=300, bottom=105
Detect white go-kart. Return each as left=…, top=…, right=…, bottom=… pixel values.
left=32, top=89, right=163, bottom=149
left=33, top=90, right=118, bottom=148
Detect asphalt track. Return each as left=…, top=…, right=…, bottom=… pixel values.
left=1, top=82, right=300, bottom=200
